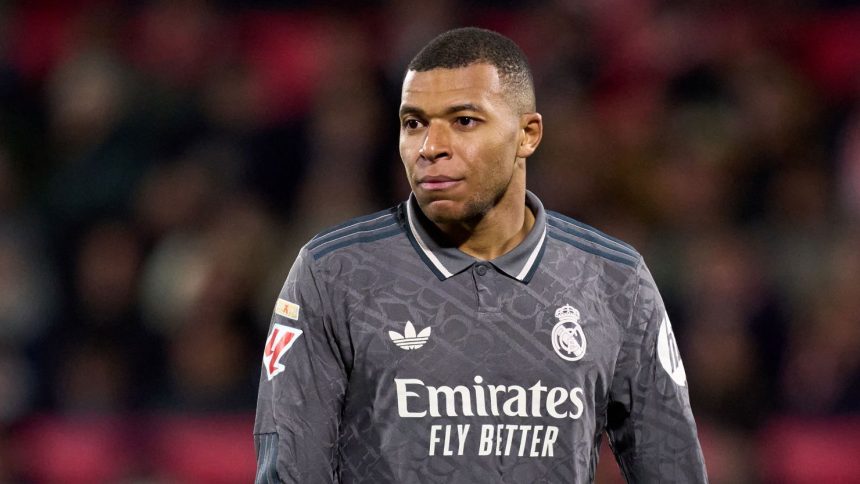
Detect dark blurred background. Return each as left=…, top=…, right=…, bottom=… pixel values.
left=0, top=0, right=859, bottom=482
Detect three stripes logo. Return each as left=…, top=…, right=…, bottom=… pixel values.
left=389, top=321, right=431, bottom=350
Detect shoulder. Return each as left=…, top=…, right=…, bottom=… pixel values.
left=544, top=210, right=642, bottom=269
left=302, top=205, right=406, bottom=261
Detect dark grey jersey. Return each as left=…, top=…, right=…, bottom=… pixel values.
left=254, top=192, right=708, bottom=483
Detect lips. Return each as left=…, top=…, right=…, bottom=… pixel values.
left=417, top=175, right=462, bottom=191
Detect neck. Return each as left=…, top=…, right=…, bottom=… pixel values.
left=436, top=188, right=535, bottom=261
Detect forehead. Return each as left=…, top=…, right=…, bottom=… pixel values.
left=400, top=64, right=506, bottom=111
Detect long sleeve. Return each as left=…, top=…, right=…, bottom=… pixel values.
left=254, top=247, right=349, bottom=483
left=606, top=260, right=708, bottom=483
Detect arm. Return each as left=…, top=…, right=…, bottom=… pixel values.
left=254, top=248, right=349, bottom=483
left=606, top=260, right=708, bottom=483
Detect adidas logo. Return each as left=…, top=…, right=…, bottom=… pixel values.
left=389, top=321, right=431, bottom=350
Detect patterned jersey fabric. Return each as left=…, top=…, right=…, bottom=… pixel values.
left=254, top=191, right=708, bottom=483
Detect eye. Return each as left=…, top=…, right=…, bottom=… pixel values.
left=455, top=116, right=477, bottom=128
left=403, top=118, right=424, bottom=130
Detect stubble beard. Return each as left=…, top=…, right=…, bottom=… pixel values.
left=422, top=172, right=510, bottom=228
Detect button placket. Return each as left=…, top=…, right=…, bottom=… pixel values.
left=473, top=263, right=500, bottom=314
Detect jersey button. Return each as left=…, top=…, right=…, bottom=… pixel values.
left=475, top=264, right=488, bottom=276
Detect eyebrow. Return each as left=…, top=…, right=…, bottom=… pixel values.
left=399, top=103, right=485, bottom=118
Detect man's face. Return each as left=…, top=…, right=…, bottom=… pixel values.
left=399, top=63, right=525, bottom=225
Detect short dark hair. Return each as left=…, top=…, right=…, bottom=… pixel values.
left=407, top=27, right=535, bottom=113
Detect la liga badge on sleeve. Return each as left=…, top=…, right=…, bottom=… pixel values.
left=263, top=324, right=303, bottom=380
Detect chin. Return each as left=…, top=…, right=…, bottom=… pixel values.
left=415, top=197, right=460, bottom=222
left=421, top=200, right=460, bottom=223
left=421, top=198, right=488, bottom=226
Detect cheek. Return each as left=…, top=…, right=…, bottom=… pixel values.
left=476, top=135, right=516, bottom=174
left=399, top=137, right=415, bottom=172
left=398, top=134, right=408, bottom=159
left=400, top=159, right=415, bottom=186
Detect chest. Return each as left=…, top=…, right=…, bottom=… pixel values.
left=336, top=263, right=625, bottom=395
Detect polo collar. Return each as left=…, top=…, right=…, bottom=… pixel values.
left=405, top=191, right=547, bottom=283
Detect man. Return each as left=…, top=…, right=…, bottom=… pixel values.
left=255, top=27, right=708, bottom=483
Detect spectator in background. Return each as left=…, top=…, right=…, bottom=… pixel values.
left=45, top=220, right=161, bottom=412
left=781, top=230, right=860, bottom=415
left=0, top=152, right=55, bottom=425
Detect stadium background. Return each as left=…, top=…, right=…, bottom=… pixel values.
left=1, top=0, right=859, bottom=482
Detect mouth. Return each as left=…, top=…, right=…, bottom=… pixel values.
left=417, top=175, right=462, bottom=191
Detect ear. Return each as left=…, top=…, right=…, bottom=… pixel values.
left=516, top=112, right=543, bottom=158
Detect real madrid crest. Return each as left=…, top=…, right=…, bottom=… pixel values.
left=551, top=304, right=587, bottom=361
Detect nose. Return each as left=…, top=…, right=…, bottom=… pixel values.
left=419, top=122, right=450, bottom=162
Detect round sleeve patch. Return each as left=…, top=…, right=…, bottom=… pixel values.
left=657, top=314, right=687, bottom=386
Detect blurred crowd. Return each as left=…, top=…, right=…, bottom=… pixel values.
left=0, top=0, right=859, bottom=482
